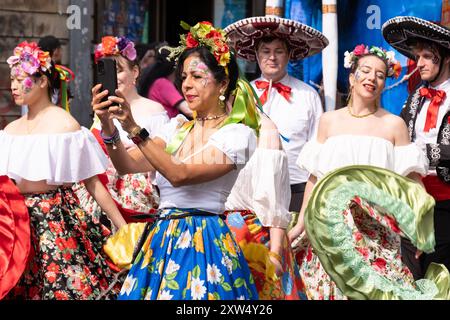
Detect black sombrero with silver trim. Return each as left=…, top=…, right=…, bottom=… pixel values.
left=224, top=16, right=329, bottom=61
left=382, top=16, right=450, bottom=59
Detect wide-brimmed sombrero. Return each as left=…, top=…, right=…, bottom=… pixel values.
left=0, top=176, right=30, bottom=299
left=382, top=16, right=450, bottom=59
left=304, top=165, right=450, bottom=300
left=224, top=16, right=329, bottom=61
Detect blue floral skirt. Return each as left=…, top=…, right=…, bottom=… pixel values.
left=118, top=208, right=259, bottom=300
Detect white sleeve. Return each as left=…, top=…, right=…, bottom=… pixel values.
left=296, top=140, right=324, bottom=177
left=308, top=90, right=324, bottom=140
left=152, top=114, right=188, bottom=144
left=394, top=144, right=429, bottom=176
left=139, top=112, right=169, bottom=135
left=251, top=149, right=292, bottom=228
left=0, top=128, right=109, bottom=184
left=208, top=123, right=257, bottom=168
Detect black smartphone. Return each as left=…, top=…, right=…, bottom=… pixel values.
left=95, top=58, right=118, bottom=109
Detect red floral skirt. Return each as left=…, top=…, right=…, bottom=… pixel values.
left=7, top=187, right=121, bottom=300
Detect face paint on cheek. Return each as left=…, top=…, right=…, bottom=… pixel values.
left=354, top=70, right=362, bottom=81
left=22, top=77, right=35, bottom=94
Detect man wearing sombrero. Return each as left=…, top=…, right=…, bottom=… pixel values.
left=224, top=16, right=328, bottom=213
left=383, top=16, right=450, bottom=279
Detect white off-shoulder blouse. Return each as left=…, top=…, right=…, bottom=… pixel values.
left=154, top=115, right=257, bottom=214
left=296, top=135, right=429, bottom=179
left=0, top=127, right=108, bottom=185
left=225, top=148, right=292, bottom=228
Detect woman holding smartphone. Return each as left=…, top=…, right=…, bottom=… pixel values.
left=93, top=22, right=260, bottom=300
left=74, top=36, right=169, bottom=226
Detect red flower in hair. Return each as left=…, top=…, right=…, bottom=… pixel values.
left=102, top=36, right=117, bottom=55
left=186, top=32, right=199, bottom=48
left=206, top=29, right=222, bottom=39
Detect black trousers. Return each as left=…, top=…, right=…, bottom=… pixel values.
left=401, top=199, right=450, bottom=280
left=289, top=182, right=306, bottom=212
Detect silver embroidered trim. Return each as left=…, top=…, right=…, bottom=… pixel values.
left=441, top=124, right=450, bottom=145
left=429, top=144, right=441, bottom=167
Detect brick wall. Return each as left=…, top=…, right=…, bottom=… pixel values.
left=0, top=0, right=70, bottom=128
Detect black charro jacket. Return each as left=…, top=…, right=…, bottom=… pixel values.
left=400, top=83, right=450, bottom=184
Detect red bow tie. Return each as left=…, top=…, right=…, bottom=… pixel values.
left=255, top=80, right=291, bottom=105
left=419, top=87, right=447, bottom=132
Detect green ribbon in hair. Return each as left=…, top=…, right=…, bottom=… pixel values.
left=220, top=78, right=260, bottom=136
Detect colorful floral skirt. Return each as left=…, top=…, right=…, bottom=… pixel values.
left=294, top=165, right=450, bottom=300
left=118, top=208, right=258, bottom=300
left=73, top=163, right=159, bottom=227
left=295, top=196, right=418, bottom=300
left=7, top=187, right=121, bottom=300
left=224, top=210, right=306, bottom=300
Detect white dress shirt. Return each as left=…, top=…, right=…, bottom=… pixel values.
left=415, top=78, right=450, bottom=175
left=251, top=73, right=323, bottom=184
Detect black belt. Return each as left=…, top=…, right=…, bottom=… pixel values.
left=290, top=182, right=306, bottom=193
left=131, top=211, right=225, bottom=221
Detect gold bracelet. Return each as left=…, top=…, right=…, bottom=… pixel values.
left=127, top=126, right=142, bottom=140
left=268, top=251, right=282, bottom=264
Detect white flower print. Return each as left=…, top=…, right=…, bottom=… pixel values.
left=207, top=263, right=222, bottom=284
left=120, top=275, right=137, bottom=296
left=175, top=230, right=192, bottom=249
left=191, top=277, right=207, bottom=300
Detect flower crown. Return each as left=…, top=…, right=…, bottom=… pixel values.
left=165, top=21, right=231, bottom=71
left=7, top=41, right=52, bottom=75
left=94, top=36, right=137, bottom=63
left=344, top=44, right=402, bottom=78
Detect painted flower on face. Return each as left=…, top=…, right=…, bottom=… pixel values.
left=23, top=77, right=34, bottom=90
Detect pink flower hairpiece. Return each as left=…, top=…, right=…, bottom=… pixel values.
left=7, top=41, right=52, bottom=75
left=94, top=36, right=137, bottom=63
left=344, top=44, right=402, bottom=78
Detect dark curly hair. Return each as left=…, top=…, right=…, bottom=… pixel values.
left=174, top=46, right=239, bottom=99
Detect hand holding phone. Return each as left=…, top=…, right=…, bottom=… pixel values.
left=95, top=58, right=118, bottom=109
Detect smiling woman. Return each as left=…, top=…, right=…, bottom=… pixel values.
left=94, top=21, right=261, bottom=300
left=288, top=44, right=431, bottom=300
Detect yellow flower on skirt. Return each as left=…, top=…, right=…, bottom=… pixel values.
left=140, top=248, right=154, bottom=269
left=193, top=227, right=205, bottom=253
left=224, top=233, right=238, bottom=257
